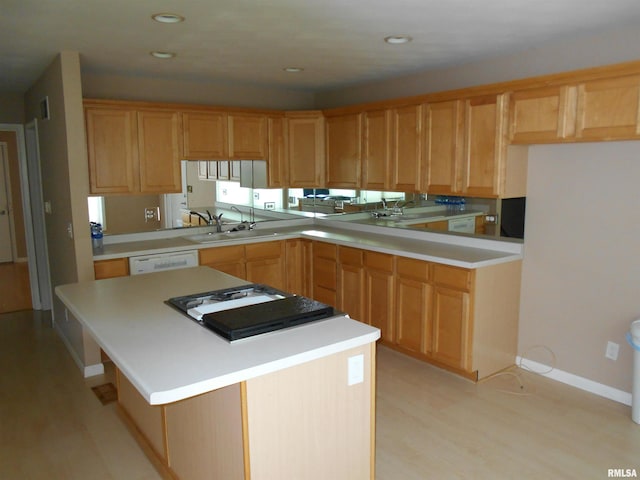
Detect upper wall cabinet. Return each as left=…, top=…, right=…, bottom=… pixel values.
left=85, top=102, right=182, bottom=195
left=267, top=116, right=288, bottom=188
left=286, top=111, right=326, bottom=188
left=508, top=86, right=577, bottom=144
left=361, top=109, right=391, bottom=190
left=423, top=100, right=464, bottom=195
left=182, top=111, right=228, bottom=159
left=575, top=75, right=640, bottom=140
left=325, top=113, right=362, bottom=188
left=228, top=113, right=268, bottom=160
left=391, top=104, right=422, bottom=191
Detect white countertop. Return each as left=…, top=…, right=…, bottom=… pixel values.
left=56, top=267, right=380, bottom=405
left=94, top=222, right=523, bottom=269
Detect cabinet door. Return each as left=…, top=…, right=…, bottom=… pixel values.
left=361, top=109, right=391, bottom=190
left=432, top=287, right=470, bottom=370
left=509, top=86, right=577, bottom=143
left=364, top=251, right=395, bottom=343
left=245, top=241, right=286, bottom=290
left=423, top=100, right=464, bottom=195
left=137, top=110, right=182, bottom=194
left=575, top=75, right=640, bottom=140
left=228, top=113, right=268, bottom=160
left=207, top=161, right=218, bottom=180
left=230, top=161, right=241, bottom=181
left=182, top=111, right=228, bottom=159
left=267, top=116, right=288, bottom=187
left=325, top=113, right=362, bottom=188
left=312, top=241, right=337, bottom=306
left=462, top=95, right=506, bottom=197
left=287, top=112, right=326, bottom=187
left=337, top=246, right=364, bottom=321
left=199, top=245, right=246, bottom=279
left=391, top=104, right=422, bottom=191
left=197, top=161, right=209, bottom=180
left=85, top=107, right=138, bottom=194
left=395, top=257, right=431, bottom=354
left=218, top=161, right=230, bottom=180
left=94, top=258, right=129, bottom=279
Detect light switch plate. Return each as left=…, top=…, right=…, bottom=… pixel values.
left=348, top=354, right=364, bottom=386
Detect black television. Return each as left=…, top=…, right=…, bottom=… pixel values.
left=500, top=197, right=526, bottom=239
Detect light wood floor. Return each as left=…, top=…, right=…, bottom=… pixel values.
left=1, top=310, right=639, bottom=479
left=0, top=261, right=32, bottom=313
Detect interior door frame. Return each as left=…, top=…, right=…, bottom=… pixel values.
left=0, top=142, right=17, bottom=262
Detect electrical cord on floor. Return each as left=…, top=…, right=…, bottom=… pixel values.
left=478, top=345, right=557, bottom=397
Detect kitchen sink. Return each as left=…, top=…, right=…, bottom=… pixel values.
left=186, top=230, right=279, bottom=243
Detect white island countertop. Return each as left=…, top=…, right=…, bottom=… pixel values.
left=56, top=267, right=380, bottom=405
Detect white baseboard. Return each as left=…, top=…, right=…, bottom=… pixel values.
left=84, top=363, right=105, bottom=377
left=516, top=356, right=632, bottom=406
left=54, top=323, right=105, bottom=378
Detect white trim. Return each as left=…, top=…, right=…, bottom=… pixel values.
left=84, top=363, right=105, bottom=378
left=53, top=321, right=105, bottom=378
left=0, top=142, right=17, bottom=261
left=516, top=356, right=632, bottom=406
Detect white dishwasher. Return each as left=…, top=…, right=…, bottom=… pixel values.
left=129, top=250, right=199, bottom=275
left=448, top=216, right=476, bottom=233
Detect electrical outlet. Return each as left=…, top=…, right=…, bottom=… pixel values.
left=144, top=208, right=156, bottom=222
left=254, top=192, right=260, bottom=200
left=264, top=201, right=275, bottom=210
left=288, top=196, right=296, bottom=204
left=605, top=341, right=619, bottom=361
left=348, top=354, right=364, bottom=386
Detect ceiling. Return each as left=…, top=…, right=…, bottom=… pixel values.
left=3, top=0, right=640, bottom=94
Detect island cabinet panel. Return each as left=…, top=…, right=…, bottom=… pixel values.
left=199, top=245, right=247, bottom=279
left=137, top=110, right=183, bottom=194
left=325, top=112, right=362, bottom=188
left=85, top=107, right=138, bottom=194
left=337, top=246, right=365, bottom=322
left=244, top=344, right=374, bottom=480
left=395, top=257, right=432, bottom=355
left=423, top=99, right=464, bottom=195
left=286, top=111, right=326, bottom=187
left=462, top=94, right=506, bottom=198
left=391, top=104, right=422, bottom=191
left=508, top=85, right=577, bottom=143
left=575, top=75, right=640, bottom=140
left=363, top=251, right=395, bottom=343
left=361, top=109, right=391, bottom=190
left=312, top=241, right=337, bottom=306
left=245, top=240, right=286, bottom=291
left=165, top=383, right=245, bottom=480
left=94, top=258, right=129, bottom=279
left=182, top=111, right=228, bottom=159
left=117, top=371, right=166, bottom=462
left=285, top=238, right=312, bottom=297
left=228, top=112, right=268, bottom=160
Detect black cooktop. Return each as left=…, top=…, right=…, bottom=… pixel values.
left=167, top=284, right=335, bottom=342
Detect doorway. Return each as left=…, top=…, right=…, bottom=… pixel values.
left=0, top=143, right=15, bottom=262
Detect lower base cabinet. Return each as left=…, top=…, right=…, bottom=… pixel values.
left=117, top=343, right=375, bottom=480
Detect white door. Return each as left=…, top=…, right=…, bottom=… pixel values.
left=0, top=143, right=14, bottom=262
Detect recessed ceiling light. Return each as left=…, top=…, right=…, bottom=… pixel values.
left=384, top=35, right=413, bottom=45
left=150, top=51, right=176, bottom=59
left=283, top=67, right=304, bottom=73
left=151, top=13, right=185, bottom=24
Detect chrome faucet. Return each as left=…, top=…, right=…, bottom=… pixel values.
left=230, top=205, right=244, bottom=222
left=212, top=213, right=224, bottom=233
left=190, top=211, right=212, bottom=226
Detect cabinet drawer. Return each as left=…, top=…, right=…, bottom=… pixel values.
left=364, top=251, right=394, bottom=273
left=94, top=258, right=129, bottom=279
left=199, top=245, right=245, bottom=265
left=433, top=264, right=471, bottom=291
left=396, top=257, right=430, bottom=282
left=314, top=241, right=337, bottom=260
left=245, top=241, right=282, bottom=260
left=338, top=246, right=363, bottom=266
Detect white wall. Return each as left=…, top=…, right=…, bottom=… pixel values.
left=520, top=142, right=640, bottom=392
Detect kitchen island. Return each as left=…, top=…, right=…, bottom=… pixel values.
left=56, top=267, right=380, bottom=480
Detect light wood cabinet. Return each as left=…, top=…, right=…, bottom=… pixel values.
left=285, top=238, right=312, bottom=297
left=508, top=86, right=577, bottom=143
left=267, top=116, right=288, bottom=187
left=325, top=113, right=362, bottom=188
left=286, top=111, right=325, bottom=187
left=312, top=241, right=337, bottom=306
left=575, top=74, right=640, bottom=140
left=395, top=257, right=431, bottom=354
left=363, top=251, right=395, bottom=343
left=199, top=245, right=247, bottom=279
left=361, top=109, right=391, bottom=190
left=245, top=241, right=286, bottom=291
left=94, top=258, right=129, bottom=279
left=337, top=246, right=365, bottom=322
left=462, top=94, right=508, bottom=197
left=85, top=103, right=182, bottom=195
left=228, top=113, right=268, bottom=160
left=391, top=104, right=422, bottom=191
left=182, top=111, right=228, bottom=159
left=137, top=110, right=182, bottom=193
left=423, top=100, right=464, bottom=195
